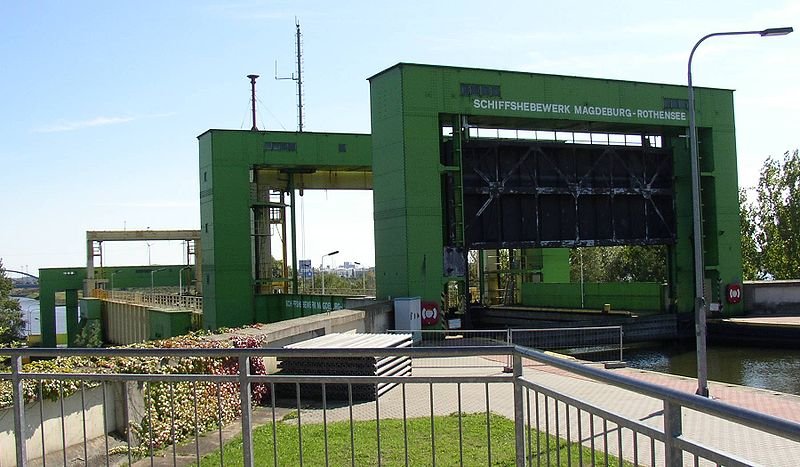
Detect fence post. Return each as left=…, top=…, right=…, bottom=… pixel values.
left=239, top=355, right=254, bottom=467
left=663, top=400, right=683, bottom=466
left=619, top=327, right=624, bottom=362
left=505, top=328, right=513, bottom=372
left=512, top=352, right=525, bottom=467
left=11, top=355, right=27, bottom=466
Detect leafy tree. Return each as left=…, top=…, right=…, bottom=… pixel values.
left=569, top=245, right=667, bottom=283
left=0, top=259, right=25, bottom=345
left=738, top=189, right=761, bottom=280
left=740, top=149, right=800, bottom=280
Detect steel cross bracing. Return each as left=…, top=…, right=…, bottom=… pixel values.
left=449, top=139, right=676, bottom=249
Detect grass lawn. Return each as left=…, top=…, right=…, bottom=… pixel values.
left=196, top=412, right=628, bottom=466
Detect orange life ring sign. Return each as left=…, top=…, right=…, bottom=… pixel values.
left=421, top=300, right=440, bottom=326
left=726, top=284, right=742, bottom=304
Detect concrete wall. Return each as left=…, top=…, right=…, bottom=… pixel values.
left=0, top=385, right=122, bottom=466
left=744, top=280, right=800, bottom=313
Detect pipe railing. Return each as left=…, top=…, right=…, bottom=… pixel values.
left=1, top=345, right=798, bottom=466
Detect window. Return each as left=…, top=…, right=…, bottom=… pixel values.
left=460, top=83, right=501, bottom=97
left=338, top=143, right=347, bottom=153
left=663, top=98, right=689, bottom=110
left=264, top=141, right=297, bottom=152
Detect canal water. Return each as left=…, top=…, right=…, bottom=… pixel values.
left=625, top=342, right=800, bottom=396
left=16, top=296, right=66, bottom=336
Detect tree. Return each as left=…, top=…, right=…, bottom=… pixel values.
left=0, top=259, right=25, bottom=345
left=569, top=245, right=667, bottom=283
left=738, top=189, right=761, bottom=280
left=740, top=149, right=800, bottom=280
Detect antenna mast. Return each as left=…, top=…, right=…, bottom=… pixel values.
left=275, top=18, right=304, bottom=132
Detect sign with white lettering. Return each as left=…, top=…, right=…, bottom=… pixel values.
left=471, top=99, right=687, bottom=122
left=299, top=259, right=312, bottom=278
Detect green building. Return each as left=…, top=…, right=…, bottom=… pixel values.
left=198, top=63, right=744, bottom=329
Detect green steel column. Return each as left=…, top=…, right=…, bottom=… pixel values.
left=39, top=290, right=56, bottom=347
left=289, top=173, right=299, bottom=294
left=65, top=289, right=79, bottom=346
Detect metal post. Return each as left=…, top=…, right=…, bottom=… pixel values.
left=247, top=74, right=259, bottom=131
left=687, top=26, right=793, bottom=397
left=512, top=353, right=525, bottom=467
left=687, top=45, right=709, bottom=397
left=289, top=174, right=300, bottom=294
left=150, top=267, right=166, bottom=295
left=11, top=355, right=27, bottom=466
left=295, top=19, right=303, bottom=132
left=239, top=355, right=254, bottom=467
left=321, top=255, right=326, bottom=295
left=321, top=250, right=339, bottom=295
left=579, top=247, right=585, bottom=308
left=663, top=400, right=683, bottom=466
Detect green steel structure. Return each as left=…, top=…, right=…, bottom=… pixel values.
left=197, top=130, right=372, bottom=329
left=37, top=265, right=191, bottom=347
left=368, top=64, right=741, bottom=317
left=199, top=63, right=743, bottom=329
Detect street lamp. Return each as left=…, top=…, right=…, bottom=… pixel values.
left=179, top=265, right=192, bottom=295
left=354, top=261, right=367, bottom=294
left=320, top=250, right=339, bottom=295
left=687, top=26, right=793, bottom=397
left=110, top=269, right=123, bottom=297
left=150, top=267, right=167, bottom=294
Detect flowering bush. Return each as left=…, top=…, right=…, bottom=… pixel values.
left=1, top=327, right=272, bottom=457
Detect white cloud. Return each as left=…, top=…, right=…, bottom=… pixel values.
left=91, top=201, right=198, bottom=209
left=34, top=112, right=175, bottom=133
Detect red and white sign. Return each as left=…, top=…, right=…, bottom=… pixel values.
left=421, top=300, right=440, bottom=326
left=726, top=284, right=742, bottom=304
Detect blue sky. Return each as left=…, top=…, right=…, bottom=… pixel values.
left=1, top=1, right=798, bottom=274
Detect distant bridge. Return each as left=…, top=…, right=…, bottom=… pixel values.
left=5, top=270, right=39, bottom=281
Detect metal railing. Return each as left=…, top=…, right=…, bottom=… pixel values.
left=1, top=346, right=799, bottom=466
left=510, top=326, right=624, bottom=362
left=104, top=290, right=203, bottom=311
left=391, top=326, right=624, bottom=369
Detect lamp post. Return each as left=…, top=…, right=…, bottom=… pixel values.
left=110, top=269, right=123, bottom=298
left=687, top=26, right=792, bottom=397
left=150, top=267, right=167, bottom=294
left=320, top=250, right=339, bottom=295
left=354, top=261, right=367, bottom=294
left=179, top=266, right=192, bottom=295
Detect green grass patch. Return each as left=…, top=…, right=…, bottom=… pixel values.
left=197, top=412, right=628, bottom=466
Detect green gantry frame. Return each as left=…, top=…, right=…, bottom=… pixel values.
left=199, top=63, right=744, bottom=329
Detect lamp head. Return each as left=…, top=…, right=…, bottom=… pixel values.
left=760, top=27, right=793, bottom=36
left=326, top=250, right=340, bottom=256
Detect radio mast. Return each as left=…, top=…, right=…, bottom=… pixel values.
left=275, top=18, right=304, bottom=132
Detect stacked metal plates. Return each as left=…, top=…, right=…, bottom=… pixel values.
left=277, top=333, right=412, bottom=401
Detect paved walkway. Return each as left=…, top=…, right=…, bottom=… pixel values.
left=292, top=356, right=800, bottom=466
left=725, top=315, right=800, bottom=327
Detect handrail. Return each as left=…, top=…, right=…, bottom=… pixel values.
left=513, top=344, right=800, bottom=442
left=0, top=345, right=514, bottom=360
left=3, top=344, right=799, bottom=442
left=2, top=344, right=799, bottom=466
left=104, top=290, right=202, bottom=311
